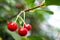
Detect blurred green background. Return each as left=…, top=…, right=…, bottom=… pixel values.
left=0, top=0, right=60, bottom=40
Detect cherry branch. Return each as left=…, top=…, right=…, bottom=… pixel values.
left=24, top=4, right=44, bottom=12
left=9, top=4, right=44, bottom=19
left=0, top=4, right=44, bottom=22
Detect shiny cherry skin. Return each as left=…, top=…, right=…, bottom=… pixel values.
left=24, top=24, right=32, bottom=31
left=7, top=22, right=18, bottom=31
left=18, top=28, right=28, bottom=36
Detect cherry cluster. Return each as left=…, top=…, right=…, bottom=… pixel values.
left=7, top=4, right=32, bottom=36
left=7, top=22, right=32, bottom=36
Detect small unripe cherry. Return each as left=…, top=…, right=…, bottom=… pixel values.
left=18, top=28, right=28, bottom=36
left=7, top=22, right=18, bottom=31
left=24, top=24, right=32, bottom=31
left=16, top=3, right=22, bottom=9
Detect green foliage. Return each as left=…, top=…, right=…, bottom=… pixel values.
left=27, top=36, right=43, bottom=40
left=5, top=26, right=21, bottom=40
left=0, top=0, right=60, bottom=40
left=25, top=9, right=53, bottom=22
left=21, top=36, right=43, bottom=40
left=45, top=0, right=60, bottom=5
left=25, top=0, right=35, bottom=7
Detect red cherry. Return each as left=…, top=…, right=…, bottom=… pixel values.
left=18, top=28, right=28, bottom=36
left=7, top=22, right=18, bottom=31
left=24, top=24, right=32, bottom=31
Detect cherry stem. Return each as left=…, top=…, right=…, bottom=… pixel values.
left=19, top=16, right=26, bottom=24
left=15, top=11, right=26, bottom=27
left=19, top=16, right=26, bottom=28
left=0, top=4, right=45, bottom=23
left=24, top=11, right=25, bottom=23
left=15, top=11, right=24, bottom=23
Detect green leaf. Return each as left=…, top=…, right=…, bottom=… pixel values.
left=25, top=0, right=35, bottom=7
left=27, top=36, right=43, bottom=40
left=26, top=11, right=45, bottom=22
left=0, top=17, right=6, bottom=21
left=22, top=36, right=43, bottom=40
left=33, top=9, right=53, bottom=21
left=45, top=0, right=60, bottom=5
left=0, top=0, right=6, bottom=2
left=0, top=12, right=7, bottom=21
left=5, top=26, right=21, bottom=40
left=42, top=10, right=53, bottom=14
left=34, top=9, right=53, bottom=14
left=26, top=9, right=53, bottom=22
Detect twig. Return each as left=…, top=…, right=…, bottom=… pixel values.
left=24, top=4, right=44, bottom=12
left=0, top=4, right=44, bottom=22
left=9, top=4, right=44, bottom=19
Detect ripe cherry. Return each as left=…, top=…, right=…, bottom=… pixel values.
left=7, top=22, right=18, bottom=31
left=18, top=28, right=28, bottom=36
left=24, top=24, right=32, bottom=31
left=16, top=3, right=22, bottom=9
